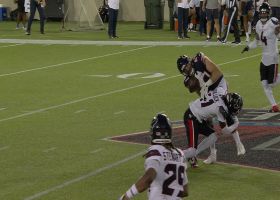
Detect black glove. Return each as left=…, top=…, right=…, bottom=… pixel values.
left=241, top=46, right=249, bottom=53
left=219, top=106, right=234, bottom=126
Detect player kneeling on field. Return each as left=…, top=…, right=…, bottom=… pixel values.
left=119, top=114, right=189, bottom=200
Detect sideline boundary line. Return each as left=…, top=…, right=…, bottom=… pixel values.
left=0, top=38, right=261, bottom=46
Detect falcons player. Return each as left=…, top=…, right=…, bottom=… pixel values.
left=242, top=2, right=280, bottom=112
left=183, top=89, right=246, bottom=166
left=177, top=52, right=227, bottom=98
left=119, top=114, right=188, bottom=200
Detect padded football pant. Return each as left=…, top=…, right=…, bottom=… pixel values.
left=184, top=109, right=215, bottom=148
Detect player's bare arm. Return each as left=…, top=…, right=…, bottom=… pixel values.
left=204, top=56, right=223, bottom=83
left=120, top=168, right=157, bottom=200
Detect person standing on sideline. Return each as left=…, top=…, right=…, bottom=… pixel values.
left=221, top=0, right=241, bottom=44
left=108, top=0, right=119, bottom=38
left=177, top=0, right=190, bottom=39
left=242, top=2, right=280, bottom=112
left=203, top=0, right=222, bottom=41
left=14, top=0, right=27, bottom=30
left=25, top=0, right=46, bottom=35
left=119, top=113, right=189, bottom=200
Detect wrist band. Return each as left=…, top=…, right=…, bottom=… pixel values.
left=125, top=184, right=139, bottom=199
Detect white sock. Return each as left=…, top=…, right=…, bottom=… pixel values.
left=197, top=133, right=217, bottom=155
left=262, top=80, right=277, bottom=106
left=248, top=22, right=251, bottom=34
left=246, top=32, right=250, bottom=38
left=209, top=143, right=216, bottom=154
left=232, top=131, right=242, bottom=146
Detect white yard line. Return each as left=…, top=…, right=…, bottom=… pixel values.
left=43, top=147, right=57, bottom=153
left=0, top=43, right=23, bottom=48
left=0, top=107, right=7, bottom=111
left=114, top=111, right=125, bottom=115
left=0, top=55, right=261, bottom=123
left=0, top=146, right=9, bottom=151
left=23, top=150, right=145, bottom=200
left=0, top=46, right=153, bottom=78
left=74, top=109, right=86, bottom=114
left=0, top=75, right=179, bottom=123
left=90, top=148, right=103, bottom=154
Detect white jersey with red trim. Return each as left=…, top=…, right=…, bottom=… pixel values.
left=256, top=17, right=279, bottom=65
left=189, top=89, right=228, bottom=123
left=144, top=145, right=188, bottom=200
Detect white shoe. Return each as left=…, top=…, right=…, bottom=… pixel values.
left=203, top=149, right=217, bottom=164
left=237, top=143, right=246, bottom=156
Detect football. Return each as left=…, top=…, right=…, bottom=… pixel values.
left=184, top=75, right=201, bottom=93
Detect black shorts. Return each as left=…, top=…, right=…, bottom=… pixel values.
left=206, top=8, right=219, bottom=21
left=271, top=7, right=280, bottom=20
left=17, top=0, right=25, bottom=13
left=260, top=62, right=278, bottom=84
left=241, top=0, right=253, bottom=16
left=184, top=109, right=215, bottom=148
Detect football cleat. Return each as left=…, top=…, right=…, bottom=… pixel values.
left=237, top=143, right=246, bottom=156
left=203, top=149, right=217, bottom=164
left=188, top=157, right=199, bottom=168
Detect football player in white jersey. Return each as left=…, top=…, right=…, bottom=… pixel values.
left=177, top=52, right=228, bottom=99
left=242, top=2, right=280, bottom=112
left=119, top=114, right=189, bottom=200
left=177, top=53, right=244, bottom=165
left=183, top=90, right=246, bottom=165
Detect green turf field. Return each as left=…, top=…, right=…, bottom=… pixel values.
left=0, top=21, right=279, bottom=200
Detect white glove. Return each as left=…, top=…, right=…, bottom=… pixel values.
left=200, top=79, right=213, bottom=98
left=200, top=84, right=208, bottom=98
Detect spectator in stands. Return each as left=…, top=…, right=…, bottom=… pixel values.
left=269, top=0, right=280, bottom=20
left=25, top=0, right=46, bottom=35
left=203, top=0, right=222, bottom=41
left=15, top=0, right=27, bottom=30
left=108, top=0, right=119, bottom=39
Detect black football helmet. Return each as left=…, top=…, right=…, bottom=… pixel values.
left=150, top=113, right=172, bottom=144
left=177, top=55, right=191, bottom=76
left=259, top=2, right=270, bottom=22
left=225, top=93, right=243, bottom=115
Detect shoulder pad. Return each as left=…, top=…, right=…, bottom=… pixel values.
left=271, top=17, right=279, bottom=26
left=145, top=149, right=161, bottom=159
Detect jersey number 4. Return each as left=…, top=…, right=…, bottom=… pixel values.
left=261, top=31, right=267, bottom=46
left=162, top=164, right=185, bottom=197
